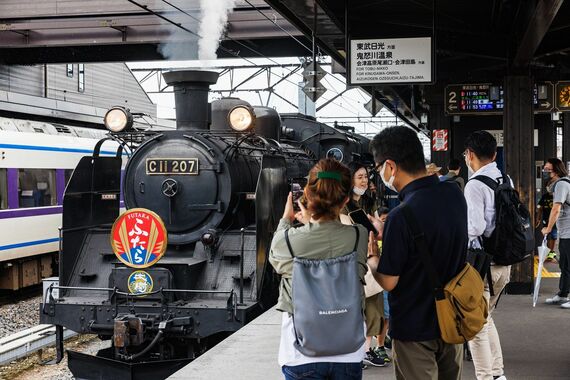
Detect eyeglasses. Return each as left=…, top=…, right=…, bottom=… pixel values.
left=374, top=159, right=389, bottom=173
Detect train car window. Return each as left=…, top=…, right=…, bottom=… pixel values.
left=17, top=169, right=57, bottom=208
left=78, top=64, right=85, bottom=93
left=0, top=169, right=7, bottom=210
left=66, top=64, right=73, bottom=78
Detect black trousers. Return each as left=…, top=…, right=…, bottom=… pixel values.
left=558, top=238, right=570, bottom=297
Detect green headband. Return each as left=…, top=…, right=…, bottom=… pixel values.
left=316, top=171, right=342, bottom=181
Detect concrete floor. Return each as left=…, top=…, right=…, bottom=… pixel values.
left=170, top=277, right=570, bottom=380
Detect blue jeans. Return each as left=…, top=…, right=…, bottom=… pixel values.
left=282, top=362, right=362, bottom=380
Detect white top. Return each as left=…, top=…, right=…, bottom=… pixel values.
left=464, top=162, right=504, bottom=246
left=278, top=312, right=366, bottom=367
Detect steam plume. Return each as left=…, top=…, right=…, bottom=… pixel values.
left=198, top=0, right=236, bottom=61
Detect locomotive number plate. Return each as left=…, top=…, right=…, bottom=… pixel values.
left=146, top=158, right=199, bottom=175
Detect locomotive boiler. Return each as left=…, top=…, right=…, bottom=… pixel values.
left=40, top=70, right=315, bottom=379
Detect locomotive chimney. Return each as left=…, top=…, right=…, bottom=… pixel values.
left=162, top=70, right=219, bottom=130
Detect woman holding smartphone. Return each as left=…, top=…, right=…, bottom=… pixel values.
left=341, top=161, right=388, bottom=368
left=269, top=158, right=369, bottom=380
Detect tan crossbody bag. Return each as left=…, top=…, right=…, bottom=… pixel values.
left=401, top=204, right=488, bottom=344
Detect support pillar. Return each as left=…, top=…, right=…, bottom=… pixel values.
left=429, top=103, right=451, bottom=171
left=563, top=114, right=570, bottom=168
left=537, top=114, right=556, bottom=160
left=503, top=75, right=534, bottom=294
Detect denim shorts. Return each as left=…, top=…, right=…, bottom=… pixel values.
left=548, top=227, right=558, bottom=240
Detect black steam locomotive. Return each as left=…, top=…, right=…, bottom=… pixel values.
left=40, top=70, right=372, bottom=379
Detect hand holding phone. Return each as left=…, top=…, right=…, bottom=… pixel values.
left=348, top=209, right=378, bottom=235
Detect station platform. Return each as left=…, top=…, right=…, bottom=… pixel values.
left=170, top=277, right=570, bottom=380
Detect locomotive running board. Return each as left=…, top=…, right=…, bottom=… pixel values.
left=67, top=349, right=191, bottom=380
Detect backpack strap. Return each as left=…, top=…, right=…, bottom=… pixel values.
left=284, top=229, right=295, bottom=258
left=352, top=225, right=360, bottom=252
left=400, top=204, right=445, bottom=300
left=470, top=175, right=499, bottom=190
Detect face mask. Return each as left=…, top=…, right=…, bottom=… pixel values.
left=380, top=162, right=396, bottom=192
left=542, top=171, right=552, bottom=182
left=465, top=154, right=475, bottom=178
left=353, top=186, right=367, bottom=196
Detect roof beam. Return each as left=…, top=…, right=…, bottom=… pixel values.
left=512, top=0, right=564, bottom=68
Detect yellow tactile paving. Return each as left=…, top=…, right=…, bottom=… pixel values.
left=534, top=255, right=561, bottom=278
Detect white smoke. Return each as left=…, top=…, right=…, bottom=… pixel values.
left=198, top=0, right=236, bottom=61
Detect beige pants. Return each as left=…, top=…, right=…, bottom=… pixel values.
left=393, top=339, right=463, bottom=380
left=468, top=264, right=511, bottom=380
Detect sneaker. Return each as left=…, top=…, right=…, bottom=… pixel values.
left=373, top=346, right=391, bottom=363
left=546, top=251, right=557, bottom=262
left=546, top=294, right=570, bottom=304
left=363, top=350, right=387, bottom=367
left=561, top=301, right=570, bottom=309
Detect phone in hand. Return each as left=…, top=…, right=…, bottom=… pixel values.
left=348, top=208, right=378, bottom=235
left=290, top=178, right=307, bottom=212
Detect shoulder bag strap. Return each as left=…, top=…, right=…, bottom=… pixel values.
left=284, top=229, right=295, bottom=258
left=352, top=225, right=360, bottom=252
left=400, top=204, right=445, bottom=300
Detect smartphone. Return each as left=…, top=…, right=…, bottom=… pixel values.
left=348, top=208, right=378, bottom=235
left=290, top=178, right=307, bottom=212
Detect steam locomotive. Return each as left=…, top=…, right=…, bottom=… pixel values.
left=40, top=70, right=372, bottom=379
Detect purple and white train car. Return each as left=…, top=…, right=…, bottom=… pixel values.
left=0, top=116, right=120, bottom=289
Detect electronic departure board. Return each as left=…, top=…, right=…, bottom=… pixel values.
left=445, top=83, right=554, bottom=115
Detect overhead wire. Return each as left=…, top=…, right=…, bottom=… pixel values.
left=129, top=0, right=394, bottom=130
left=155, top=0, right=366, bottom=106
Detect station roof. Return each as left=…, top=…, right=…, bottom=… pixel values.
left=4, top=1, right=568, bottom=128
left=0, top=0, right=311, bottom=63
left=265, top=0, right=570, bottom=122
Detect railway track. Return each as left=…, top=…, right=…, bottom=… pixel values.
left=0, top=325, right=76, bottom=366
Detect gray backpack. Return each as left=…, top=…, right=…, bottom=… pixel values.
left=284, top=226, right=365, bottom=357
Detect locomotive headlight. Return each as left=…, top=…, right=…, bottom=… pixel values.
left=104, top=106, right=133, bottom=133
left=228, top=106, right=255, bottom=132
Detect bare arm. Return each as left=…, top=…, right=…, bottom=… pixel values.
left=367, top=255, right=399, bottom=291
left=542, top=203, right=562, bottom=234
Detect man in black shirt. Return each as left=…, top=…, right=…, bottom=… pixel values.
left=368, top=126, right=467, bottom=380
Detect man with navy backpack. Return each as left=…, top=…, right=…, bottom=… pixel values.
left=464, top=131, right=523, bottom=380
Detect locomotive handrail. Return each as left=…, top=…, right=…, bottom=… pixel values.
left=47, top=285, right=235, bottom=295
left=183, top=134, right=216, bottom=157
left=93, top=137, right=123, bottom=158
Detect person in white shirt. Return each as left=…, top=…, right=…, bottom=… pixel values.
left=463, top=131, right=509, bottom=380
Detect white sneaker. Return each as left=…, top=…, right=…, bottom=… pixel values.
left=561, top=301, right=570, bottom=309
left=545, top=295, right=569, bottom=304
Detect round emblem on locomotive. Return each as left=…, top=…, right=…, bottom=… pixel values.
left=127, top=270, right=154, bottom=295
left=111, top=208, right=167, bottom=268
